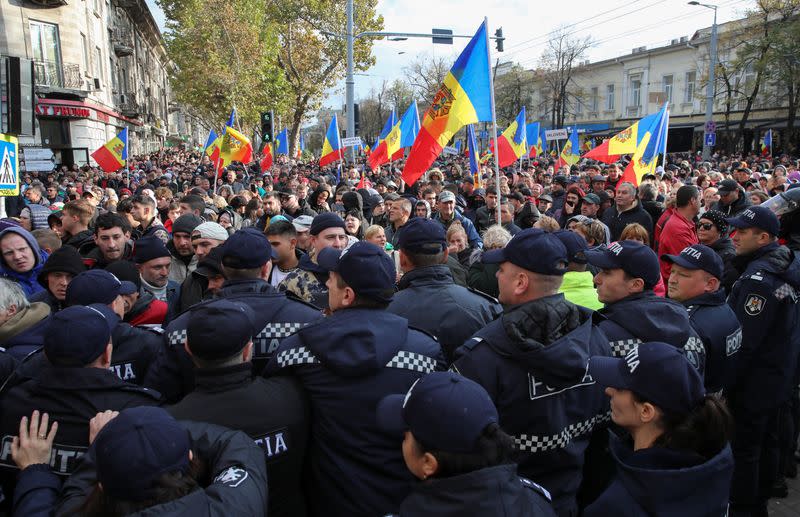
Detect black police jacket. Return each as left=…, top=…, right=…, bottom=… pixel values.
left=683, top=291, right=742, bottom=393
left=264, top=307, right=446, bottom=517
left=387, top=265, right=502, bottom=361
left=584, top=432, right=734, bottom=517
left=598, top=291, right=706, bottom=374
left=0, top=365, right=160, bottom=505
left=167, top=363, right=309, bottom=517
left=145, top=278, right=322, bottom=403
left=110, top=322, right=162, bottom=385
left=393, top=464, right=557, bottom=517
left=727, top=242, right=800, bottom=412
left=452, top=294, right=611, bottom=516
left=56, top=421, right=268, bottom=516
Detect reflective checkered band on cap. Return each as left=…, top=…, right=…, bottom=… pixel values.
left=385, top=351, right=437, bottom=374
left=277, top=346, right=320, bottom=367
left=168, top=329, right=188, bottom=347
left=514, top=412, right=612, bottom=453
left=609, top=338, right=642, bottom=358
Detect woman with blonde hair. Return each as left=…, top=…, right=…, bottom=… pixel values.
left=447, top=221, right=481, bottom=269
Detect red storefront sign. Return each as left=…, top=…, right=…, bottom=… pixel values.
left=35, top=104, right=92, bottom=118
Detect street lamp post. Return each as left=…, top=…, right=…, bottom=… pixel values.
left=345, top=0, right=355, bottom=164
left=689, top=1, right=718, bottom=161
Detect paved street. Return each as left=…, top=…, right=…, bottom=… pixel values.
left=771, top=477, right=800, bottom=516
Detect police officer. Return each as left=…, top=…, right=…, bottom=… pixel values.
left=451, top=228, right=611, bottom=516
left=146, top=228, right=321, bottom=402
left=168, top=299, right=309, bottom=517
left=662, top=244, right=742, bottom=393
left=0, top=304, right=160, bottom=495
left=387, top=218, right=502, bottom=361
left=724, top=206, right=800, bottom=516
left=585, top=240, right=706, bottom=371
left=279, top=213, right=349, bottom=308
left=264, top=241, right=446, bottom=517
left=65, top=269, right=162, bottom=385
left=377, top=372, right=557, bottom=516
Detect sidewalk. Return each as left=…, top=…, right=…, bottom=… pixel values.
left=770, top=476, right=800, bottom=516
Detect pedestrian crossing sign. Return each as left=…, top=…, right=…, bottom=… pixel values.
left=0, top=134, right=19, bottom=196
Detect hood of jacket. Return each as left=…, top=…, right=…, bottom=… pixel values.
left=0, top=226, right=47, bottom=271
left=486, top=294, right=597, bottom=389
left=298, top=251, right=328, bottom=275
left=342, top=191, right=364, bottom=213
left=607, top=432, right=734, bottom=515
left=0, top=302, right=50, bottom=343
left=297, top=308, right=409, bottom=377
left=601, top=291, right=694, bottom=344
left=398, top=264, right=453, bottom=290
left=736, top=242, right=800, bottom=290
left=400, top=464, right=547, bottom=517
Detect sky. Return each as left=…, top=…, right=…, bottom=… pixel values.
left=144, top=0, right=753, bottom=110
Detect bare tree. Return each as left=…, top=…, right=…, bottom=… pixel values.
left=537, top=28, right=592, bottom=127
left=494, top=64, right=535, bottom=126
left=403, top=53, right=452, bottom=108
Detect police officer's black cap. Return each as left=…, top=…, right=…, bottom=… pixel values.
left=95, top=407, right=191, bottom=502
left=554, top=230, right=589, bottom=265
left=585, top=240, right=660, bottom=289
left=317, top=241, right=396, bottom=302
left=726, top=205, right=780, bottom=236
left=45, top=304, right=119, bottom=366
left=66, top=269, right=138, bottom=306
left=221, top=228, right=277, bottom=269
left=662, top=244, right=723, bottom=279
left=396, top=218, right=446, bottom=254
left=482, top=228, right=568, bottom=275
left=187, top=300, right=256, bottom=360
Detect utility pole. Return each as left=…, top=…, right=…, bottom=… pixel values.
left=345, top=0, right=355, bottom=164
left=689, top=1, right=718, bottom=161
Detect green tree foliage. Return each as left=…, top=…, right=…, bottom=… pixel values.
left=159, top=0, right=288, bottom=131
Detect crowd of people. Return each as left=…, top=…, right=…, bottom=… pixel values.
left=0, top=146, right=799, bottom=516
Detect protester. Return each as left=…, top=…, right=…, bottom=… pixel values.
left=0, top=278, right=50, bottom=360
left=0, top=226, right=48, bottom=297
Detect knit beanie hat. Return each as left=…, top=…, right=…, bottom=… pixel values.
left=700, top=209, right=729, bottom=234
left=132, top=236, right=171, bottom=264
left=37, top=246, right=87, bottom=287
left=171, top=214, right=202, bottom=235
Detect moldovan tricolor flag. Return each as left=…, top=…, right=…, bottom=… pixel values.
left=319, top=115, right=343, bottom=167
left=217, top=125, right=253, bottom=175
left=496, top=107, right=527, bottom=167
left=402, top=21, right=492, bottom=186
left=91, top=128, right=128, bottom=173
left=555, top=127, right=580, bottom=168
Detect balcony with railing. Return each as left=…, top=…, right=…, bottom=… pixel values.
left=112, top=28, right=134, bottom=57
left=115, top=93, right=142, bottom=118
left=34, top=60, right=82, bottom=90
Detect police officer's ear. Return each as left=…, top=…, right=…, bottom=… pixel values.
left=242, top=341, right=254, bottom=363
left=260, top=260, right=273, bottom=281
left=97, top=342, right=113, bottom=369
left=635, top=400, right=661, bottom=426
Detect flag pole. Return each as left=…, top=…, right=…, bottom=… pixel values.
left=659, top=104, right=671, bottom=170
left=484, top=17, right=502, bottom=226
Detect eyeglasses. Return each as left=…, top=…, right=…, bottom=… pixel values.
left=696, top=222, right=715, bottom=230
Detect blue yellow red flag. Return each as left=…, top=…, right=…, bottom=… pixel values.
left=496, top=107, right=527, bottom=167
left=218, top=125, right=253, bottom=173
left=556, top=127, right=580, bottom=168
left=319, top=115, right=342, bottom=167
left=467, top=124, right=481, bottom=183
left=403, top=21, right=492, bottom=186
left=91, top=128, right=128, bottom=172
left=761, top=129, right=772, bottom=156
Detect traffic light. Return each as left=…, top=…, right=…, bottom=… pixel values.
left=354, top=103, right=360, bottom=135
left=260, top=111, right=274, bottom=143
left=495, top=28, right=504, bottom=53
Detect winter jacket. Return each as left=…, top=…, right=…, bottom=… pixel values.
left=394, top=464, right=556, bottom=517
left=432, top=212, right=484, bottom=249
left=264, top=308, right=446, bottom=517
left=0, top=302, right=49, bottom=360
left=709, top=237, right=737, bottom=293
left=584, top=432, right=734, bottom=517
left=388, top=265, right=501, bottom=361
left=453, top=295, right=611, bottom=516
left=467, top=259, right=500, bottom=298
left=559, top=270, right=603, bottom=311
left=0, top=226, right=48, bottom=297
left=726, top=242, right=800, bottom=412
left=713, top=190, right=752, bottom=217
left=657, top=210, right=698, bottom=282
left=54, top=421, right=267, bottom=516
left=601, top=201, right=653, bottom=242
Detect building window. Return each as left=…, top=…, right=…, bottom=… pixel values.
left=94, top=47, right=103, bottom=81
left=629, top=77, right=642, bottom=107
left=685, top=71, right=696, bottom=103
left=575, top=96, right=583, bottom=115
left=606, top=84, right=615, bottom=111
left=590, top=87, right=599, bottom=112
left=662, top=75, right=673, bottom=104
left=30, top=21, right=62, bottom=87
left=80, top=33, right=89, bottom=74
